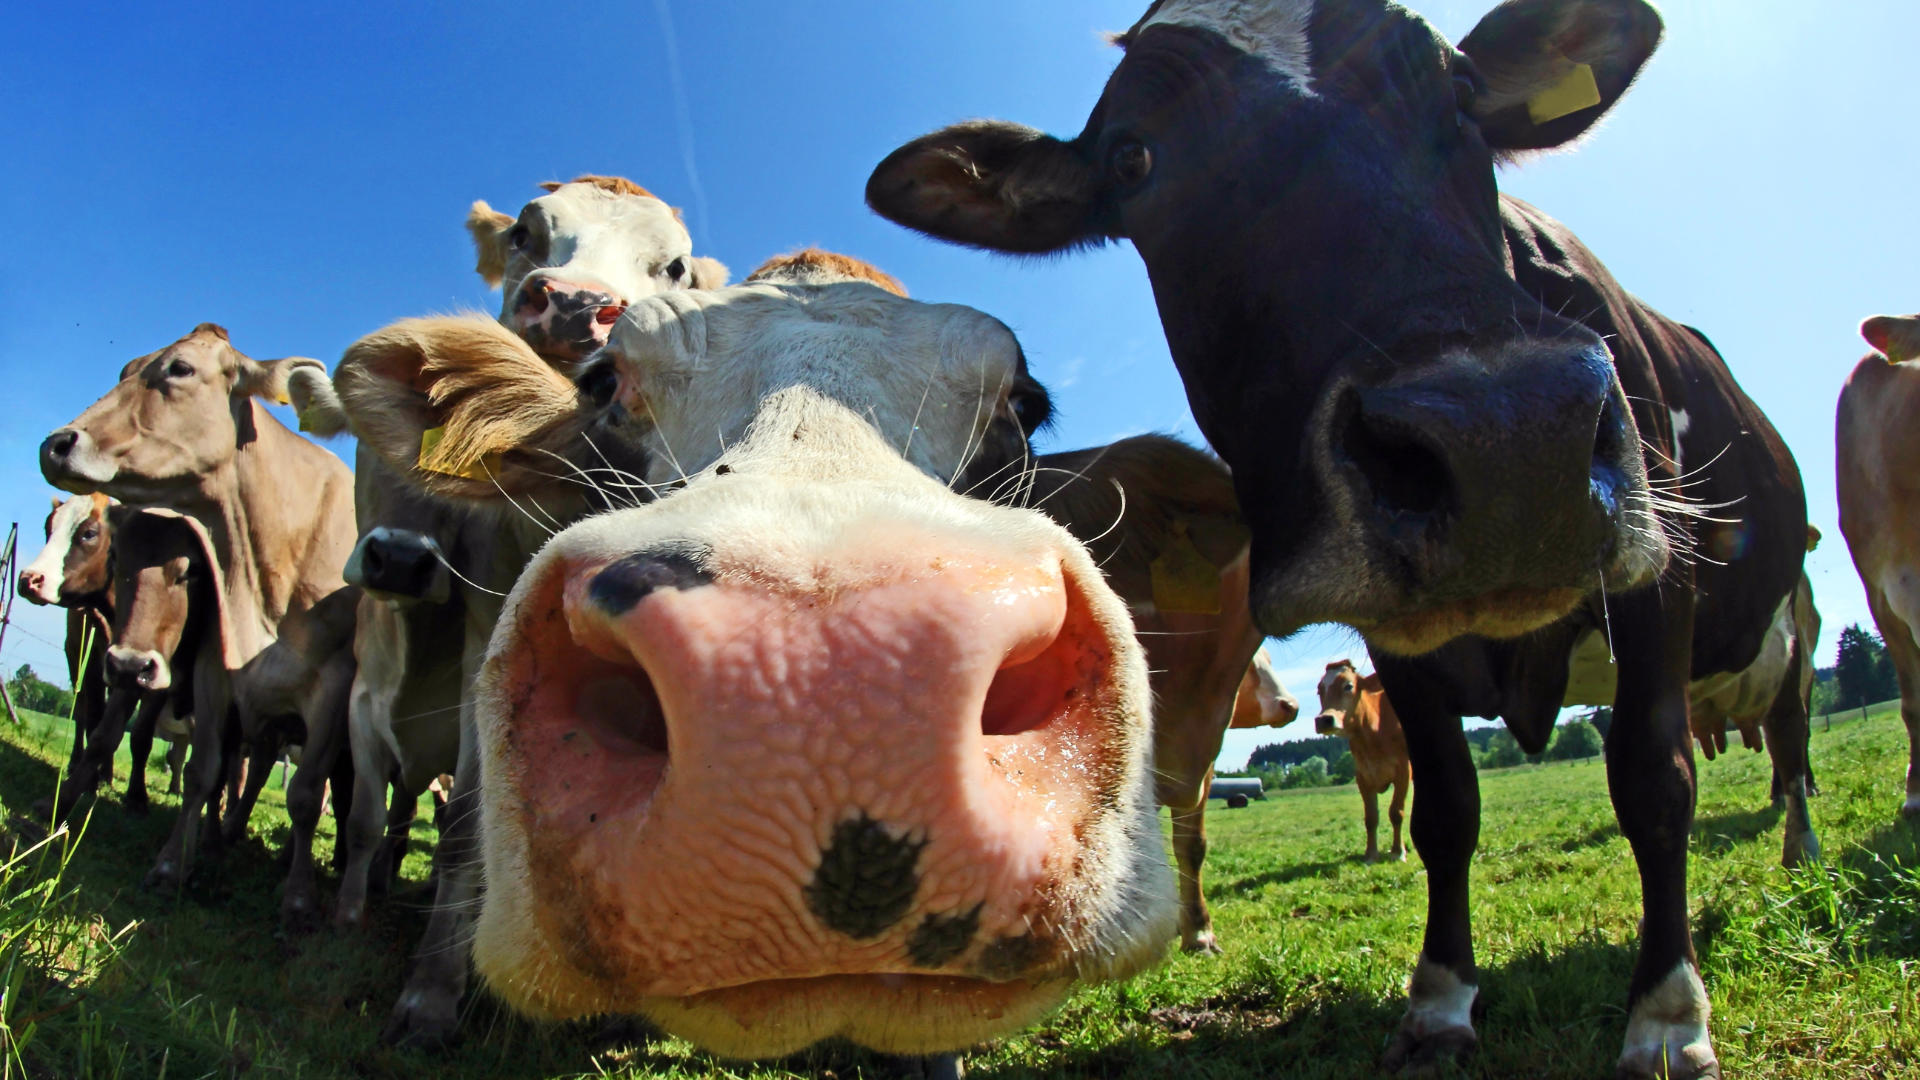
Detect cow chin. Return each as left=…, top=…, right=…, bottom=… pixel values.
left=1354, top=587, right=1589, bottom=657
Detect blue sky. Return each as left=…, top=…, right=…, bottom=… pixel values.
left=2, top=2, right=1913, bottom=769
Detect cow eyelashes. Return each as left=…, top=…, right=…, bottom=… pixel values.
left=166, top=359, right=195, bottom=379
left=1108, top=139, right=1153, bottom=189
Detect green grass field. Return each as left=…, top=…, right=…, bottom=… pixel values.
left=0, top=704, right=1915, bottom=1078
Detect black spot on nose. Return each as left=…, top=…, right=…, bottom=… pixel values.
left=588, top=547, right=713, bottom=614
left=805, top=813, right=925, bottom=940
left=908, top=904, right=982, bottom=968
left=975, top=932, right=1047, bottom=980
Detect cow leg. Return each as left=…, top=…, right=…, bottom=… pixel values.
left=1608, top=587, right=1717, bottom=1080
left=384, top=723, right=481, bottom=1048
left=149, top=685, right=234, bottom=890
left=282, top=659, right=353, bottom=930
left=122, top=692, right=163, bottom=815
left=222, top=736, right=280, bottom=846
left=1387, top=773, right=1410, bottom=861
left=165, top=738, right=187, bottom=795
left=1171, top=795, right=1218, bottom=954
left=1361, top=785, right=1383, bottom=863
left=54, top=685, right=138, bottom=824
left=1376, top=664, right=1480, bottom=1072
left=377, top=781, right=418, bottom=893
left=1869, top=589, right=1920, bottom=818
left=336, top=668, right=403, bottom=926
left=1761, top=662, right=1818, bottom=869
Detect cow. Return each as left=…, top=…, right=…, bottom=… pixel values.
left=1313, top=660, right=1411, bottom=863
left=318, top=250, right=1289, bottom=1059
left=865, top=3, right=1811, bottom=1074
left=39, top=323, right=360, bottom=924
left=106, top=507, right=359, bottom=922
left=1838, top=313, right=1920, bottom=816
left=284, top=174, right=732, bottom=1045
left=18, top=495, right=191, bottom=819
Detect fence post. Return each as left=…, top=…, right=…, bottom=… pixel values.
left=0, top=523, right=21, bottom=725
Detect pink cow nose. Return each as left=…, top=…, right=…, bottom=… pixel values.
left=16, top=571, right=45, bottom=602
left=510, top=275, right=627, bottom=365
left=482, top=537, right=1129, bottom=999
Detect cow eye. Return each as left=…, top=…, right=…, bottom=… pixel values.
left=508, top=224, right=531, bottom=250
left=1108, top=140, right=1153, bottom=188
left=167, top=360, right=195, bottom=379
left=664, top=256, right=688, bottom=282
left=78, top=527, right=97, bottom=543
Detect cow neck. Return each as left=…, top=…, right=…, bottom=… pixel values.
left=182, top=399, right=352, bottom=664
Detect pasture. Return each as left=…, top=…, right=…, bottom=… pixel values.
left=0, top=704, right=1913, bottom=1079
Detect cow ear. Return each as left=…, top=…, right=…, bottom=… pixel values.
left=1458, top=0, right=1664, bottom=154
left=1028, top=435, right=1248, bottom=613
left=684, top=255, right=730, bottom=290
left=286, top=366, right=348, bottom=437
left=237, top=356, right=327, bottom=406
left=867, top=120, right=1103, bottom=254
left=467, top=201, right=516, bottom=288
left=1863, top=314, right=1920, bottom=362
left=333, top=315, right=588, bottom=500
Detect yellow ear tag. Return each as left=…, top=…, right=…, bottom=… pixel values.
left=1527, top=62, right=1602, bottom=125
left=418, top=426, right=500, bottom=482
left=1149, top=523, right=1222, bottom=615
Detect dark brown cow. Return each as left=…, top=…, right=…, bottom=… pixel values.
left=1313, top=660, right=1411, bottom=863
left=40, top=323, right=359, bottom=924
left=107, top=508, right=359, bottom=922
left=867, top=3, right=1810, bottom=1075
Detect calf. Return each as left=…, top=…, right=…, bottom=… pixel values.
left=324, top=252, right=1279, bottom=1057
left=19, top=495, right=190, bottom=820
left=108, top=508, right=358, bottom=923
left=1313, top=660, right=1410, bottom=863
left=1838, top=313, right=1920, bottom=815
left=869, top=3, right=1809, bottom=1073
left=288, top=173, right=730, bottom=1044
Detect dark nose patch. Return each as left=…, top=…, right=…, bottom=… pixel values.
left=907, top=904, right=982, bottom=968
left=804, top=813, right=926, bottom=940
left=588, top=548, right=713, bottom=614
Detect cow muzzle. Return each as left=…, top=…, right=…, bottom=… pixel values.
left=106, top=645, right=169, bottom=691
left=508, top=274, right=626, bottom=366
left=344, top=526, right=452, bottom=603
left=1313, top=711, right=1340, bottom=736
left=40, top=429, right=117, bottom=491
left=16, top=570, right=57, bottom=607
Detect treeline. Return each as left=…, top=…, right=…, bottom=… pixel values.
left=1813, top=624, right=1899, bottom=715
left=7, top=665, right=74, bottom=717
left=1233, top=717, right=1604, bottom=789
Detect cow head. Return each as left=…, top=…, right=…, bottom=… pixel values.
left=1233, top=653, right=1301, bottom=730
left=18, top=494, right=114, bottom=607
left=39, top=324, right=323, bottom=504
left=467, top=175, right=731, bottom=368
left=102, top=508, right=225, bottom=692
left=1314, top=658, right=1362, bottom=735
left=868, top=0, right=1672, bottom=654
left=331, top=252, right=1242, bottom=1056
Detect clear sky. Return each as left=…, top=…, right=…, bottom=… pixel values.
left=3, top=2, right=1913, bottom=770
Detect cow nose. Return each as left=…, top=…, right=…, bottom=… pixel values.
left=1329, top=344, right=1629, bottom=590
left=349, top=529, right=442, bottom=599
left=1314, top=712, right=1338, bottom=735
left=42, top=430, right=78, bottom=468
left=106, top=646, right=168, bottom=691
left=510, top=275, right=627, bottom=361
left=16, top=571, right=45, bottom=603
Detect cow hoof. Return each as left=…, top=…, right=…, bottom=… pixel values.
left=144, top=861, right=183, bottom=892
left=1618, top=962, right=1717, bottom=1080
left=1782, top=829, right=1821, bottom=868
left=332, top=901, right=367, bottom=930
left=1180, top=931, right=1222, bottom=955
left=1364, top=851, right=1382, bottom=865
left=1901, top=795, right=1920, bottom=819
left=123, top=791, right=151, bottom=817
left=1383, top=1024, right=1477, bottom=1074
left=1615, top=1050, right=1720, bottom=1080
left=1390, top=848, right=1408, bottom=862
left=281, top=890, right=322, bottom=932
left=382, top=990, right=460, bottom=1049
left=880, top=1054, right=966, bottom=1080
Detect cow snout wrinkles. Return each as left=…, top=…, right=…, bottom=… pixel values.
left=1318, top=343, right=1639, bottom=646
left=106, top=645, right=168, bottom=691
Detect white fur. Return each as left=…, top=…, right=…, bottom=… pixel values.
left=1669, top=407, right=1690, bottom=473
left=496, top=183, right=693, bottom=314
left=607, top=279, right=1025, bottom=490
left=1139, top=0, right=1317, bottom=90
left=20, top=497, right=96, bottom=605
left=1402, top=955, right=1477, bottom=1037
left=1618, top=961, right=1717, bottom=1078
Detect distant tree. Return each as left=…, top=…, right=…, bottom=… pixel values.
left=1587, top=707, right=1613, bottom=741
left=1834, top=624, right=1891, bottom=710
left=1549, top=720, right=1604, bottom=761
left=1282, top=756, right=1331, bottom=789
left=1481, top=731, right=1526, bottom=770
left=1329, top=749, right=1357, bottom=785
left=8, top=665, right=72, bottom=716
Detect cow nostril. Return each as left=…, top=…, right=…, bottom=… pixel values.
left=594, top=302, right=626, bottom=327
left=1338, top=390, right=1455, bottom=524
left=575, top=663, right=669, bottom=756
left=980, top=590, right=1089, bottom=740
left=1590, top=392, right=1630, bottom=517
left=46, top=431, right=77, bottom=459
left=522, top=282, right=552, bottom=316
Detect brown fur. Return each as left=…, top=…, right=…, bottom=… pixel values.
left=747, top=248, right=909, bottom=298
left=1316, top=660, right=1412, bottom=863
left=540, top=175, right=658, bottom=200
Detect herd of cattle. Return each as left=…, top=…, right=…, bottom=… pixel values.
left=11, top=2, right=1920, bottom=1077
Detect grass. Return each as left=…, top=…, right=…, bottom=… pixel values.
left=0, top=705, right=1914, bottom=1078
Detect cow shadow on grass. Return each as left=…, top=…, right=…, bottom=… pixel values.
left=1691, top=802, right=1785, bottom=855
left=1214, top=854, right=1375, bottom=898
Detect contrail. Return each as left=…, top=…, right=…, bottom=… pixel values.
left=652, top=0, right=713, bottom=247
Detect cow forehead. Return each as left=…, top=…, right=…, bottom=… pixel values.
left=531, top=184, right=689, bottom=250
left=1135, top=0, right=1317, bottom=87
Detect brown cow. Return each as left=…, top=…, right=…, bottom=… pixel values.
left=107, top=508, right=359, bottom=922
left=18, top=494, right=191, bottom=819
left=1838, top=313, right=1920, bottom=817
left=1313, top=660, right=1411, bottom=863
left=40, top=323, right=359, bottom=923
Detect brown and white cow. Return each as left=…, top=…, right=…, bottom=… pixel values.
left=106, top=507, right=359, bottom=922
left=39, top=323, right=359, bottom=922
left=1838, top=313, right=1920, bottom=816
left=868, top=3, right=1810, bottom=1073
left=320, top=252, right=1282, bottom=1057
left=18, top=495, right=191, bottom=819
left=284, top=174, right=731, bottom=1044
left=1313, top=660, right=1411, bottom=863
